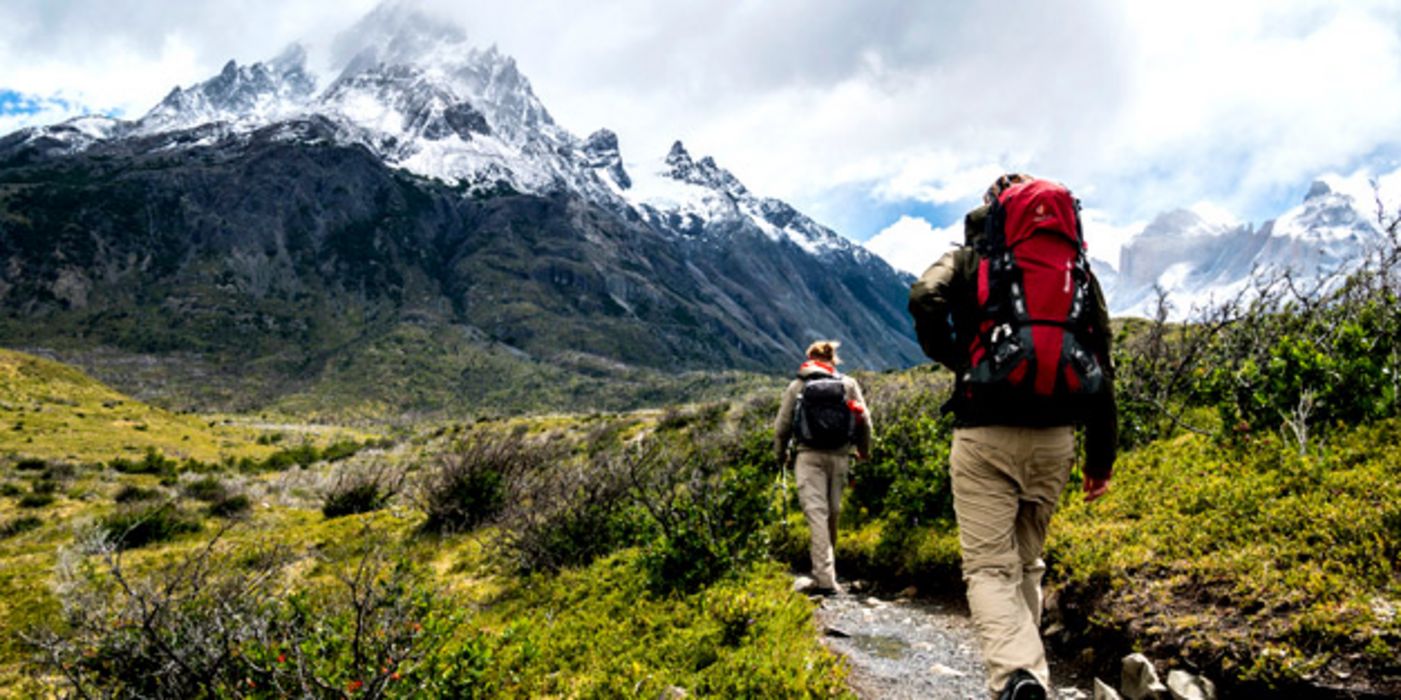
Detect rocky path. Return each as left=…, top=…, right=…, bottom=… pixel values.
left=808, top=581, right=1092, bottom=700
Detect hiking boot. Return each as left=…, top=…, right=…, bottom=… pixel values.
left=998, top=669, right=1045, bottom=700
left=807, top=582, right=845, bottom=597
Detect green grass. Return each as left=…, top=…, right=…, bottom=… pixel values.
left=1046, top=421, right=1401, bottom=683
left=0, top=347, right=281, bottom=464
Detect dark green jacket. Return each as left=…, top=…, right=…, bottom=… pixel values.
left=908, top=205, right=1119, bottom=479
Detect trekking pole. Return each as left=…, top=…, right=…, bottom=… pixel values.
left=776, top=443, right=795, bottom=533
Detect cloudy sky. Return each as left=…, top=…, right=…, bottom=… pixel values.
left=3, top=0, right=1401, bottom=273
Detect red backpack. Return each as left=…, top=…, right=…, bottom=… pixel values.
left=963, top=179, right=1106, bottom=400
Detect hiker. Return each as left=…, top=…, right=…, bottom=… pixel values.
left=908, top=174, right=1118, bottom=700
left=774, top=340, right=872, bottom=595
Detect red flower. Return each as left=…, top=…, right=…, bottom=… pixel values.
left=347, top=679, right=364, bottom=693
left=277, top=653, right=287, bottom=664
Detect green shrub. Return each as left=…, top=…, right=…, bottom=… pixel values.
left=632, top=432, right=774, bottom=594
left=320, top=439, right=365, bottom=463
left=113, top=484, right=162, bottom=503
left=322, top=463, right=400, bottom=519
left=109, top=448, right=178, bottom=476
left=18, top=492, right=55, bottom=508
left=496, top=447, right=647, bottom=573
left=0, top=515, right=42, bottom=538
left=849, top=372, right=954, bottom=526
left=182, top=475, right=228, bottom=502
left=416, top=434, right=560, bottom=534
left=14, top=458, right=46, bottom=471
left=99, top=502, right=202, bottom=550
left=0, top=482, right=22, bottom=497
left=27, top=536, right=467, bottom=698
left=207, top=494, right=252, bottom=519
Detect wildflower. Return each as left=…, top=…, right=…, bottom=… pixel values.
left=277, top=653, right=287, bottom=664
left=391, top=672, right=402, bottom=681
left=348, top=679, right=364, bottom=692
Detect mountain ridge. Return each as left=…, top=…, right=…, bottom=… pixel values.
left=0, top=4, right=920, bottom=415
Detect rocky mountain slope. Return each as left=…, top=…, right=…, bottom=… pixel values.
left=0, top=3, right=919, bottom=414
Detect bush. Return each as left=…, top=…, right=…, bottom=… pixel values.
left=109, top=449, right=178, bottom=476
left=629, top=431, right=774, bottom=594
left=0, top=482, right=21, bottom=497
left=26, top=533, right=468, bottom=699
left=182, top=475, right=228, bottom=502
left=113, top=484, right=162, bottom=503
left=99, top=502, right=202, bottom=550
left=850, top=371, right=955, bottom=526
left=322, top=463, right=401, bottom=519
left=207, top=494, right=252, bottom=519
left=0, top=515, right=42, bottom=538
left=15, top=458, right=46, bottom=471
left=416, top=433, right=561, bottom=534
left=495, top=446, right=645, bottom=573
left=18, top=492, right=55, bottom=508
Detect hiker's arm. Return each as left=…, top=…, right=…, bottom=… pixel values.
left=848, top=378, right=872, bottom=460
left=1083, top=271, right=1118, bottom=488
left=908, top=248, right=968, bottom=370
left=774, top=381, right=799, bottom=464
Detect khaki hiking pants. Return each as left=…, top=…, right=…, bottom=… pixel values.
left=795, top=450, right=850, bottom=589
left=950, top=425, right=1075, bottom=696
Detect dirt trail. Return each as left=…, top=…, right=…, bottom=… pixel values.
left=812, top=585, right=1091, bottom=700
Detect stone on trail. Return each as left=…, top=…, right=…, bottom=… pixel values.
left=1166, top=670, right=1215, bottom=700
left=928, top=662, right=965, bottom=677
left=791, top=575, right=815, bottom=592
left=1121, top=654, right=1168, bottom=699
left=1094, top=677, right=1123, bottom=700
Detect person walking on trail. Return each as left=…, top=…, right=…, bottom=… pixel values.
left=908, top=174, right=1118, bottom=700
left=774, top=340, right=872, bottom=596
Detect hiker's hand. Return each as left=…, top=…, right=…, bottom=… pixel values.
left=1083, top=476, right=1110, bottom=503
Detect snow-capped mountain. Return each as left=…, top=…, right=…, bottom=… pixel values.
left=4, top=1, right=880, bottom=268
left=0, top=0, right=921, bottom=408
left=1107, top=179, right=1388, bottom=317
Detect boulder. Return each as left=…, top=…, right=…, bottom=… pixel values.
left=1121, top=653, right=1168, bottom=699
left=1094, top=678, right=1122, bottom=700
left=1166, top=669, right=1216, bottom=700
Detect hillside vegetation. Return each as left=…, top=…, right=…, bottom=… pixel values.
left=0, top=347, right=293, bottom=463
left=1, top=225, right=1398, bottom=697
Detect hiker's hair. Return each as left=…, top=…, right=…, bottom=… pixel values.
left=806, top=340, right=841, bottom=364
left=983, top=172, right=1034, bottom=204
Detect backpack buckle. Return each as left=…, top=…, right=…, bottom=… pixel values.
left=990, top=323, right=1013, bottom=344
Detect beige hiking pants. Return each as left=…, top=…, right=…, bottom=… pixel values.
left=795, top=450, right=850, bottom=589
left=950, top=425, right=1075, bottom=696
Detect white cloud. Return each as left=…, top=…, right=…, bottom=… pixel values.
left=863, top=215, right=962, bottom=276
left=1, top=0, right=1399, bottom=239
left=1079, top=209, right=1145, bottom=270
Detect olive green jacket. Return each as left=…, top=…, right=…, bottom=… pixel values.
left=908, top=204, right=1119, bottom=479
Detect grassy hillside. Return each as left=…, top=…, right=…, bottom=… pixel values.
left=0, top=347, right=286, bottom=463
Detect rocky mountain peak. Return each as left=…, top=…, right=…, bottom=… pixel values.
left=582, top=129, right=630, bottom=189
left=136, top=44, right=316, bottom=135
left=665, top=140, right=693, bottom=170
left=1305, top=179, right=1333, bottom=201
